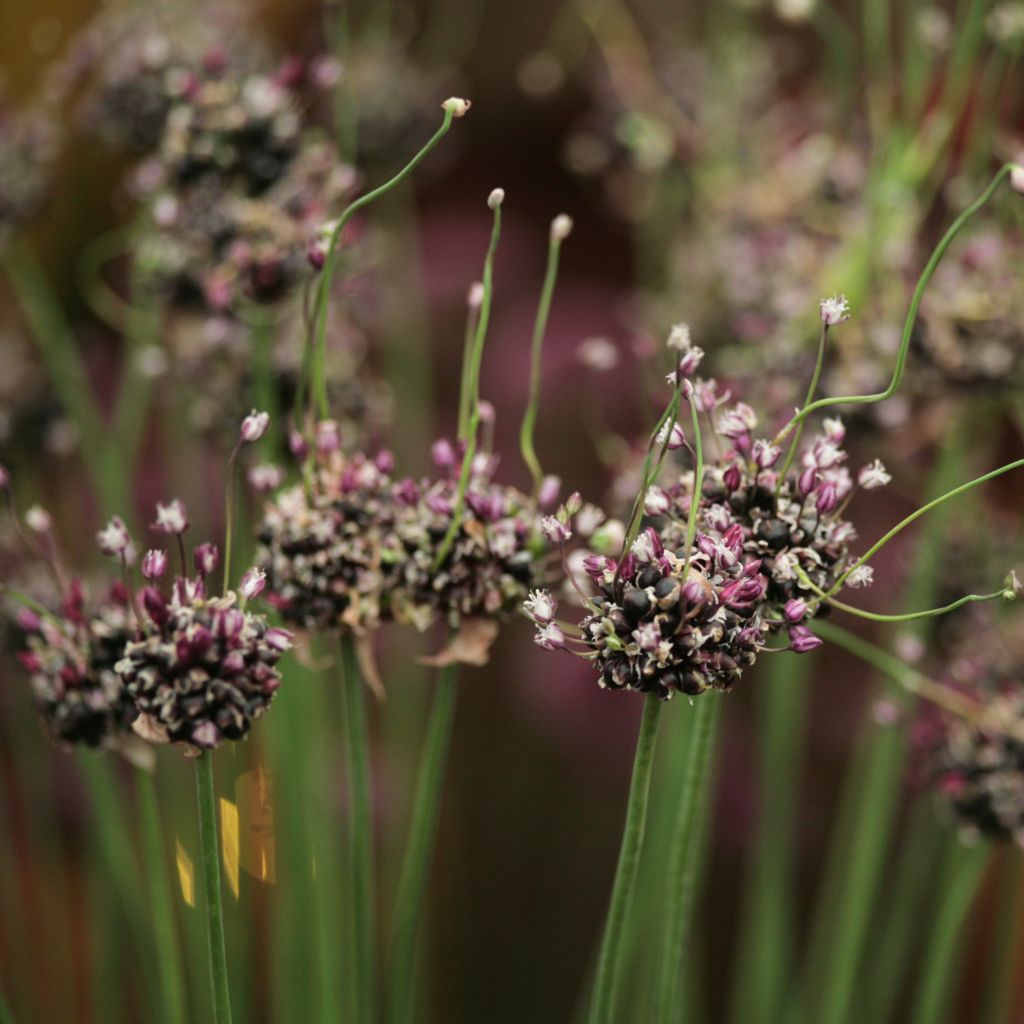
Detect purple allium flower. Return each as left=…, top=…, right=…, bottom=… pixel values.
left=784, top=598, right=808, bottom=624
left=542, top=515, right=572, bottom=545
left=240, top=567, right=267, bottom=601
left=819, top=294, right=850, bottom=326
left=538, top=474, right=561, bottom=509
left=240, top=409, right=270, bottom=443
left=656, top=421, right=687, bottom=451
left=788, top=625, right=822, bottom=653
left=152, top=499, right=189, bottom=536
left=142, top=549, right=168, bottom=581
left=534, top=622, right=566, bottom=651
left=97, top=516, right=132, bottom=557
left=524, top=589, right=557, bottom=624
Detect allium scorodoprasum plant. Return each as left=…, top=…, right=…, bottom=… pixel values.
left=530, top=163, right=1024, bottom=1024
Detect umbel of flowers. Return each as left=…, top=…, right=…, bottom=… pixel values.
left=17, top=578, right=139, bottom=750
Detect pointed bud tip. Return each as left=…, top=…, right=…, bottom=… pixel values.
left=487, top=188, right=505, bottom=210
left=443, top=97, right=472, bottom=117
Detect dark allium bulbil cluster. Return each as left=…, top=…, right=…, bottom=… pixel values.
left=528, top=305, right=891, bottom=698
left=926, top=683, right=1024, bottom=845
left=258, top=421, right=552, bottom=659
left=103, top=499, right=291, bottom=753
left=258, top=421, right=398, bottom=633
left=17, top=579, right=138, bottom=749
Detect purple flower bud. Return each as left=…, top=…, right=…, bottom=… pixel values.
left=784, top=598, right=808, bottom=624
left=240, top=568, right=267, bottom=601
left=142, top=586, right=169, bottom=625
left=142, top=549, right=168, bottom=581
left=316, top=420, right=341, bottom=454
left=426, top=493, right=453, bottom=517
left=240, top=410, right=270, bottom=443
left=789, top=625, right=823, bottom=654
left=721, top=577, right=763, bottom=610
left=534, top=623, right=566, bottom=651
left=723, top=464, right=742, bottom=492
left=583, top=555, right=615, bottom=580
left=375, top=449, right=395, bottom=473
left=16, top=607, right=40, bottom=632
left=194, top=543, right=220, bottom=577
left=265, top=628, right=293, bottom=652
left=752, top=439, right=781, bottom=470
left=432, top=439, right=456, bottom=469
left=152, top=499, right=189, bottom=536
left=394, top=479, right=420, bottom=505
left=816, top=483, right=838, bottom=515
left=538, top=475, right=561, bottom=509
left=306, top=239, right=327, bottom=270
left=565, top=492, right=583, bottom=516
left=289, top=430, right=309, bottom=461
left=618, top=554, right=637, bottom=580
left=798, top=466, right=817, bottom=498
left=723, top=524, right=744, bottom=553
left=682, top=579, right=706, bottom=605
left=97, top=515, right=132, bottom=557
left=541, top=515, right=572, bottom=545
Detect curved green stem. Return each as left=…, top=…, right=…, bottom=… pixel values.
left=772, top=164, right=1020, bottom=444
left=653, top=694, right=722, bottom=1023
left=830, top=458, right=1024, bottom=593
left=340, top=635, right=377, bottom=1024
left=776, top=324, right=829, bottom=493
left=909, top=842, right=990, bottom=1024
left=136, top=769, right=187, bottom=1024
left=310, top=103, right=462, bottom=419
left=588, top=696, right=663, bottom=1024
left=195, top=753, right=233, bottom=1024
left=387, top=664, right=459, bottom=1023
left=520, top=224, right=569, bottom=496
left=433, top=200, right=502, bottom=569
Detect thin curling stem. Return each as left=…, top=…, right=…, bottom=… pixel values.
left=588, top=696, right=663, bottom=1024
left=654, top=694, right=722, bottom=1024
left=195, top=753, right=233, bottom=1024
left=309, top=102, right=465, bottom=420
left=456, top=291, right=482, bottom=441
left=387, top=664, right=459, bottom=1024
left=520, top=219, right=570, bottom=496
left=222, top=444, right=242, bottom=595
left=819, top=588, right=1007, bottom=623
left=776, top=323, right=829, bottom=496
left=433, top=198, right=502, bottom=570
left=772, top=163, right=1021, bottom=446
left=340, top=635, right=377, bottom=1024
left=829, top=456, right=1024, bottom=594
left=136, top=770, right=187, bottom=1024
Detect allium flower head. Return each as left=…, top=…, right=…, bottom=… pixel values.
left=97, top=516, right=132, bottom=557
left=819, top=294, right=851, bottom=326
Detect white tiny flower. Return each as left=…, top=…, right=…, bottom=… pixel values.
left=25, top=505, right=52, bottom=534
left=822, top=417, right=846, bottom=443
left=656, top=421, right=686, bottom=450
left=152, top=499, right=189, bottom=535
left=644, top=486, right=671, bottom=516
left=846, top=565, right=874, bottom=588
left=631, top=531, right=656, bottom=562
left=551, top=214, right=573, bottom=241
left=820, top=294, right=851, bottom=326
left=249, top=464, right=285, bottom=492
left=442, top=97, right=472, bottom=117
left=534, top=622, right=566, bottom=650
left=667, top=322, right=692, bottom=351
left=858, top=459, right=891, bottom=490
left=1012, top=164, right=1024, bottom=195
left=577, top=337, right=620, bottom=372
left=524, top=589, right=557, bottom=624
left=632, top=622, right=661, bottom=652
left=240, top=410, right=270, bottom=443
left=541, top=515, right=571, bottom=544
left=97, top=515, right=131, bottom=556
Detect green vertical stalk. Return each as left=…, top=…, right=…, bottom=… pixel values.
left=136, top=769, right=187, bottom=1024
left=909, top=842, right=990, bottom=1024
left=729, top=655, right=811, bottom=1024
left=653, top=694, right=722, bottom=1023
left=980, top=854, right=1024, bottom=1024
left=340, top=635, right=377, bottom=1024
left=387, top=664, right=459, bottom=1023
left=0, top=983, right=12, bottom=1024
left=195, top=753, right=232, bottom=1024
left=1, top=243, right=129, bottom=512
left=588, top=696, right=663, bottom=1024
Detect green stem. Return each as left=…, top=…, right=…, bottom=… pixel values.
left=136, top=769, right=187, bottom=1024
left=520, top=223, right=569, bottom=496
left=729, top=654, right=811, bottom=1024
left=387, top=664, right=459, bottom=1023
left=1, top=242, right=129, bottom=512
left=773, top=164, right=1020, bottom=444
left=653, top=694, right=722, bottom=1023
left=0, top=983, right=12, bottom=1024
left=310, top=103, right=463, bottom=419
left=588, top=696, right=663, bottom=1024
left=195, top=753, right=232, bottom=1024
left=980, top=853, right=1024, bottom=1024
left=909, top=842, right=990, bottom=1024
left=340, top=635, right=377, bottom=1024
left=831, top=458, right=1024, bottom=593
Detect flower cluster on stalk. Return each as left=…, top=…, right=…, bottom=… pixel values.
left=258, top=423, right=555, bottom=665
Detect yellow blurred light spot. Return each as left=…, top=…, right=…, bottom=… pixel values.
left=236, top=766, right=276, bottom=884
left=175, top=840, right=195, bottom=908
left=220, top=797, right=240, bottom=901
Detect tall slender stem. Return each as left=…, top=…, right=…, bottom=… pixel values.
left=909, top=842, right=990, bottom=1024
left=340, top=635, right=377, bottom=1024
left=653, top=694, right=722, bottom=1022
left=195, top=753, right=233, bottom=1024
left=588, top=696, right=663, bottom=1024
left=136, top=769, right=187, bottom=1024
left=387, top=664, right=459, bottom=1023
left=0, top=982, right=12, bottom=1024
